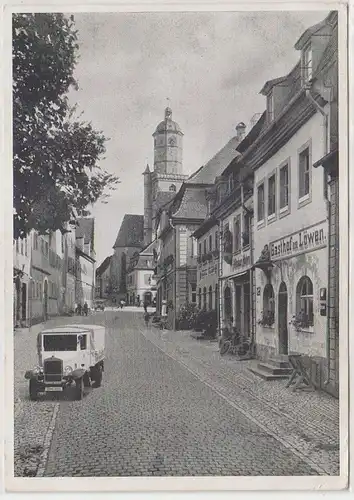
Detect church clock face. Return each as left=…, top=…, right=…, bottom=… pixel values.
left=168, top=136, right=176, bottom=146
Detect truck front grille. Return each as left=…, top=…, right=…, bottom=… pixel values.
left=43, top=358, right=63, bottom=382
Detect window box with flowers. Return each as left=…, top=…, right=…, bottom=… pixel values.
left=289, top=312, right=314, bottom=333
left=257, top=310, right=275, bottom=328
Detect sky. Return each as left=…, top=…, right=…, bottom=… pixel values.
left=69, top=10, right=328, bottom=265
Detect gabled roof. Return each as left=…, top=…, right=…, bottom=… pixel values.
left=294, top=13, right=331, bottom=50
left=96, top=255, right=112, bottom=276
left=260, top=76, right=288, bottom=96
left=236, top=112, right=267, bottom=154
left=154, top=191, right=176, bottom=213
left=140, top=239, right=157, bottom=255
left=171, top=184, right=208, bottom=220
left=187, top=135, right=241, bottom=184
left=76, top=217, right=94, bottom=249
left=113, top=214, right=144, bottom=248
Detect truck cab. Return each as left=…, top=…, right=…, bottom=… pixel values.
left=25, top=325, right=105, bottom=401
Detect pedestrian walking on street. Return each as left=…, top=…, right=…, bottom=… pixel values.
left=83, top=302, right=88, bottom=316
left=144, top=312, right=150, bottom=327
left=143, top=301, right=148, bottom=313
left=77, top=303, right=82, bottom=316
left=120, top=299, right=124, bottom=309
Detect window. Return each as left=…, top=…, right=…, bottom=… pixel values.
left=234, top=215, right=241, bottom=252
left=208, top=286, right=213, bottom=310
left=267, top=92, right=274, bottom=122
left=242, top=213, right=250, bottom=247
left=279, top=163, right=289, bottom=210
left=24, top=238, right=28, bottom=256
left=215, top=284, right=219, bottom=310
left=198, top=288, right=201, bottom=309
left=203, top=287, right=207, bottom=310
left=296, top=276, right=314, bottom=327
left=198, top=243, right=202, bottom=257
left=79, top=334, right=87, bottom=350
left=257, top=183, right=265, bottom=222
left=302, top=45, right=312, bottom=82
left=16, top=239, right=19, bottom=253
left=203, top=240, right=207, bottom=255
left=262, top=284, right=275, bottom=326
left=191, top=237, right=197, bottom=257
left=20, top=239, right=24, bottom=255
left=209, top=234, right=212, bottom=252
left=169, top=184, right=176, bottom=192
left=268, top=174, right=276, bottom=217
left=299, top=146, right=310, bottom=199
left=33, top=233, right=38, bottom=250
left=191, top=283, right=197, bottom=304
left=228, top=173, right=234, bottom=193
left=215, top=231, right=218, bottom=251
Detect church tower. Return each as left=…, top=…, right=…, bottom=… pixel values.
left=153, top=106, right=183, bottom=175
left=143, top=106, right=188, bottom=246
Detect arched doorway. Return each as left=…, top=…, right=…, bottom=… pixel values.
left=21, top=283, right=27, bottom=323
left=144, top=291, right=152, bottom=305
left=43, top=280, right=48, bottom=320
left=278, top=282, right=288, bottom=354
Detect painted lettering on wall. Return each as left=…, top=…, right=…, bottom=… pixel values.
left=232, top=254, right=251, bottom=271
left=270, top=221, right=327, bottom=260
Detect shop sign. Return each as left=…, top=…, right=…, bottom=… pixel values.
left=270, top=221, right=327, bottom=260
left=232, top=250, right=251, bottom=273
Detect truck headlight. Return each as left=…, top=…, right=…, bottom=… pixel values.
left=64, top=366, right=73, bottom=375
left=33, top=366, right=42, bottom=375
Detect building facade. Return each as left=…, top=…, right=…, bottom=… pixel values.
left=110, top=214, right=144, bottom=303
left=95, top=256, right=112, bottom=299
left=75, top=218, right=96, bottom=309
left=194, top=218, right=219, bottom=313
left=154, top=184, right=205, bottom=328
left=30, top=230, right=64, bottom=323
left=13, top=234, right=31, bottom=327
left=126, top=241, right=157, bottom=306
left=242, top=12, right=338, bottom=393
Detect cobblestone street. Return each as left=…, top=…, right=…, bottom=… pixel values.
left=14, top=310, right=339, bottom=477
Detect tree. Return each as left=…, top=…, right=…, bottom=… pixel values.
left=13, top=13, right=120, bottom=239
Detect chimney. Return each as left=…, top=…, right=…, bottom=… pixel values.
left=236, top=122, right=246, bottom=141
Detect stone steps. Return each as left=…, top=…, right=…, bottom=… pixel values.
left=248, top=355, right=292, bottom=381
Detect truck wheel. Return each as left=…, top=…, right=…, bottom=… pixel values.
left=29, top=380, right=39, bottom=401
left=92, top=365, right=102, bottom=387
left=83, top=372, right=91, bottom=388
left=75, top=377, right=84, bottom=400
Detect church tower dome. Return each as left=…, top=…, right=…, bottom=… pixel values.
left=154, top=107, right=182, bottom=134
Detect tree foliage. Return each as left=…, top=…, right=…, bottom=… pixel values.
left=13, top=13, right=120, bottom=239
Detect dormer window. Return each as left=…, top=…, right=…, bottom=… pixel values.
left=267, top=92, right=274, bottom=123
left=169, top=184, right=176, bottom=192
left=302, top=44, right=312, bottom=82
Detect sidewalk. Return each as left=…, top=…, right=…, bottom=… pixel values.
left=138, top=322, right=340, bottom=476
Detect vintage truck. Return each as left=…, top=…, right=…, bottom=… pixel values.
left=25, top=324, right=105, bottom=401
